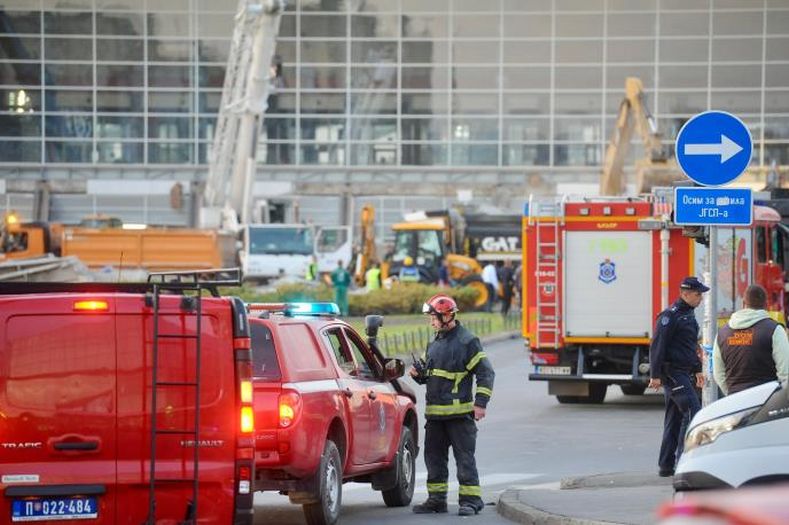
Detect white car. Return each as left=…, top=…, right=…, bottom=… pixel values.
left=674, top=380, right=789, bottom=492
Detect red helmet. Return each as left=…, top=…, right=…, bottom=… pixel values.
left=422, top=294, right=458, bottom=316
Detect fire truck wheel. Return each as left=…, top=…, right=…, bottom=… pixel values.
left=303, top=440, right=342, bottom=525
left=620, top=384, right=647, bottom=396
left=382, top=426, right=416, bottom=507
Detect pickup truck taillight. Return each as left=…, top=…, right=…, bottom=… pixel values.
left=278, top=391, right=301, bottom=428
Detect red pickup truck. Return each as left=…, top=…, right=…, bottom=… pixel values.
left=249, top=303, right=419, bottom=525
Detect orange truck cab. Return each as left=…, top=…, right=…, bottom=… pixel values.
left=248, top=303, right=419, bottom=525
left=0, top=271, right=255, bottom=524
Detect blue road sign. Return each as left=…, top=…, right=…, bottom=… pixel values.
left=674, top=187, right=753, bottom=226
left=675, top=111, right=752, bottom=186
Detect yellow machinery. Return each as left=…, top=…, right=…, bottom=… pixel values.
left=600, top=77, right=684, bottom=196
left=353, top=204, right=378, bottom=286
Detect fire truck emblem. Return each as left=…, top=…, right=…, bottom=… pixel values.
left=598, top=259, right=616, bottom=284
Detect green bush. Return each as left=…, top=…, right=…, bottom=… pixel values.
left=221, top=282, right=480, bottom=315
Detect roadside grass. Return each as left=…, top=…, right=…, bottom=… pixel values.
left=347, top=312, right=521, bottom=356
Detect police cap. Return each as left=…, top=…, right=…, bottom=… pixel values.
left=680, top=276, right=710, bottom=293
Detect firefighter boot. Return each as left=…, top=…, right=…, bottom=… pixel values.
left=458, top=504, right=481, bottom=516
left=412, top=497, right=448, bottom=514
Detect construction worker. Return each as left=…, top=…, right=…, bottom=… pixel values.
left=330, top=259, right=351, bottom=316
left=365, top=261, right=382, bottom=292
left=410, top=294, right=495, bottom=517
left=399, top=255, right=420, bottom=283
left=305, top=255, right=318, bottom=281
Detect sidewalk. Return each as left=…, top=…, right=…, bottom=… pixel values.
left=497, top=472, right=675, bottom=525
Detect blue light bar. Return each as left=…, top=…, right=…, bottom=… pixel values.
left=285, top=302, right=341, bottom=316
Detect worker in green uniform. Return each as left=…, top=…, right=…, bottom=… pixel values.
left=331, top=259, right=351, bottom=316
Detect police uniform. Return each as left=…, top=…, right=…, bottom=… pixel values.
left=649, top=276, right=707, bottom=476
left=412, top=322, right=495, bottom=515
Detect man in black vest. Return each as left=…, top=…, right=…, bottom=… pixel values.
left=713, top=284, right=789, bottom=395
left=649, top=276, right=708, bottom=477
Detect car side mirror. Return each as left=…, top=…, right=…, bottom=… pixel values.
left=383, top=358, right=405, bottom=381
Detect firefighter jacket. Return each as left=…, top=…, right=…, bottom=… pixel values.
left=414, top=322, right=495, bottom=419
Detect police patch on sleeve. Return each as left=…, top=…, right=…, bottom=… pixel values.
left=660, top=316, right=670, bottom=326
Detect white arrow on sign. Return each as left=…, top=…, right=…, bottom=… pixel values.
left=683, top=134, right=743, bottom=163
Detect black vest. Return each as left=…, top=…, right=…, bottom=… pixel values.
left=717, top=318, right=780, bottom=395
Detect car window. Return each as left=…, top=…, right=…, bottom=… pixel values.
left=251, top=323, right=281, bottom=381
left=344, top=328, right=381, bottom=380
left=325, top=327, right=355, bottom=374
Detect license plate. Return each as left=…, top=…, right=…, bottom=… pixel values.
left=535, top=365, right=572, bottom=375
left=12, top=497, right=98, bottom=521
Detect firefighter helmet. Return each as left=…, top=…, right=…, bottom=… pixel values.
left=422, top=294, right=459, bottom=316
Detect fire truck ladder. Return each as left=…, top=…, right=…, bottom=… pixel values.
left=145, top=269, right=241, bottom=525
left=530, top=197, right=565, bottom=349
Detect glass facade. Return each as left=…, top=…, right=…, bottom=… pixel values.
left=0, top=0, right=787, bottom=170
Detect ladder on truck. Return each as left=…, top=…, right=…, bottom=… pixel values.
left=528, top=196, right=565, bottom=349
left=145, top=269, right=241, bottom=524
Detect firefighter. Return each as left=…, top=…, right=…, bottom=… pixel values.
left=410, top=294, right=495, bottom=516
left=648, top=276, right=708, bottom=477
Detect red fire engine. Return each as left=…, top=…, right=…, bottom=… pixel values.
left=521, top=194, right=785, bottom=404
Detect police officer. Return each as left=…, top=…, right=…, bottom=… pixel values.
left=410, top=294, right=495, bottom=516
left=648, top=276, right=708, bottom=477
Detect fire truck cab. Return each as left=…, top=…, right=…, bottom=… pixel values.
left=522, top=194, right=784, bottom=404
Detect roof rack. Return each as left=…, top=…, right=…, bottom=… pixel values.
left=0, top=268, right=242, bottom=297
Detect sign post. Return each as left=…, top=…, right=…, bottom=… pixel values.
left=675, top=110, right=753, bottom=406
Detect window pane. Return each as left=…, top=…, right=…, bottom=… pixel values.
left=0, top=36, right=40, bottom=59
left=198, top=91, right=221, bottom=112
left=555, top=92, right=602, bottom=114
left=402, top=41, right=449, bottom=63
left=301, top=15, right=346, bottom=37
left=402, top=92, right=449, bottom=114
left=279, top=14, right=296, bottom=38
left=557, top=14, right=603, bottom=38
left=606, top=39, right=654, bottom=63
left=453, top=41, right=499, bottom=64
left=45, top=63, right=92, bottom=86
left=148, top=116, right=192, bottom=139
left=402, top=66, right=449, bottom=89
left=302, top=65, right=346, bottom=88
left=301, top=0, right=346, bottom=11
left=554, top=118, right=602, bottom=142
left=660, top=13, right=709, bottom=37
left=554, top=143, right=602, bottom=166
left=149, top=91, right=193, bottom=113
left=96, top=38, right=144, bottom=61
left=454, top=15, right=499, bottom=38
left=197, top=13, right=233, bottom=38
left=97, top=65, right=144, bottom=87
left=301, top=93, right=346, bottom=113
left=148, top=13, right=190, bottom=37
left=767, top=64, right=789, bottom=89
left=0, top=140, right=40, bottom=161
left=259, top=143, right=295, bottom=165
left=766, top=10, right=789, bottom=35
left=351, top=92, right=397, bottom=114
left=659, top=65, right=707, bottom=88
left=503, top=118, right=550, bottom=141
left=714, top=11, right=763, bottom=36
left=351, top=66, right=396, bottom=89
left=503, top=144, right=549, bottom=166
left=403, top=14, right=448, bottom=38
left=149, top=40, right=192, bottom=62
left=453, top=66, right=499, bottom=90
left=97, top=115, right=143, bottom=138
left=45, top=141, right=92, bottom=163
left=351, top=41, right=397, bottom=63
left=503, top=66, right=551, bottom=89
left=149, top=143, right=193, bottom=164
left=764, top=144, right=789, bottom=166
left=452, top=145, right=498, bottom=166
left=45, top=90, right=92, bottom=112
left=712, top=37, right=762, bottom=62
left=555, top=66, right=602, bottom=89
left=710, top=91, right=761, bottom=114
left=452, top=93, right=499, bottom=114
left=1, top=88, right=41, bottom=112
left=451, top=118, right=499, bottom=141
left=556, top=40, right=603, bottom=63
left=0, top=114, right=41, bottom=137
left=711, top=65, right=762, bottom=89
left=45, top=115, right=93, bottom=138
left=1, top=11, right=41, bottom=34
left=300, top=143, right=345, bottom=165
left=149, top=65, right=192, bottom=88
left=45, top=38, right=93, bottom=61
left=199, top=66, right=225, bottom=88
left=607, top=13, right=655, bottom=37
left=402, top=143, right=448, bottom=165
left=44, top=12, right=92, bottom=34
left=268, top=92, right=296, bottom=113
left=660, top=38, right=708, bottom=62
left=96, top=141, right=143, bottom=163
left=402, top=117, right=448, bottom=141
left=766, top=118, right=789, bottom=140
left=262, top=117, right=296, bottom=140
left=301, top=41, right=345, bottom=63
left=503, top=92, right=550, bottom=115
left=349, top=117, right=396, bottom=141
left=657, top=91, right=707, bottom=114
left=199, top=39, right=230, bottom=62
left=96, top=90, right=143, bottom=112
left=502, top=41, right=551, bottom=64
left=0, top=63, right=41, bottom=85
left=607, top=65, right=654, bottom=90
left=503, top=14, right=551, bottom=38
left=301, top=117, right=345, bottom=141
left=351, top=143, right=397, bottom=165
left=96, top=12, right=143, bottom=35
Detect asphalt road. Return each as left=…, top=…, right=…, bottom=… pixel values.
left=253, top=334, right=666, bottom=524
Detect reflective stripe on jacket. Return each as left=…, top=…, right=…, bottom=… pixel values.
left=417, top=322, right=495, bottom=419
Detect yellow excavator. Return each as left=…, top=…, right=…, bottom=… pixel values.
left=352, top=204, right=378, bottom=287
left=600, top=77, right=684, bottom=196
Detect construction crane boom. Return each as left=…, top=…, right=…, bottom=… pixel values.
left=203, top=0, right=285, bottom=229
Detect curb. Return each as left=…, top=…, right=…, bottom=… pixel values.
left=560, top=472, right=672, bottom=490
left=497, top=489, right=621, bottom=525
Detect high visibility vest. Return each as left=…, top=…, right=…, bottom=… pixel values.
left=305, top=262, right=317, bottom=281
left=365, top=267, right=381, bottom=291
